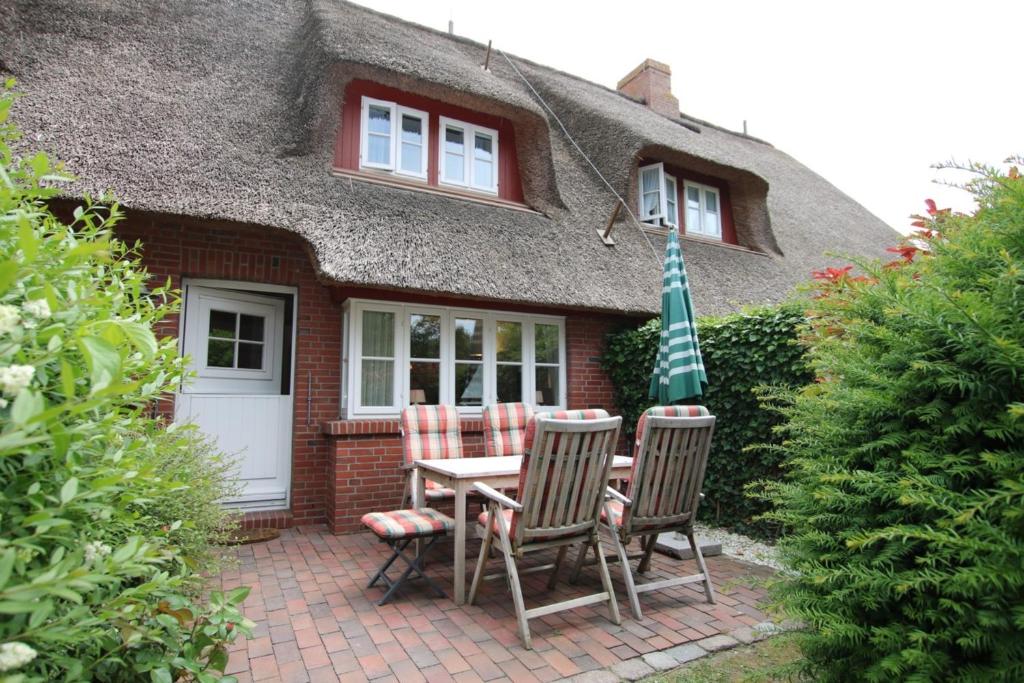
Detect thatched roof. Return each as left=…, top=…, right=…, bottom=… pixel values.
left=0, top=0, right=898, bottom=316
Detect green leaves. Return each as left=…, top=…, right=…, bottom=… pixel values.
left=603, top=302, right=811, bottom=538
left=760, top=164, right=1024, bottom=680
left=79, top=335, right=121, bottom=392
left=0, top=82, right=246, bottom=680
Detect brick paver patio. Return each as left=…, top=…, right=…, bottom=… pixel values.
left=217, top=526, right=773, bottom=682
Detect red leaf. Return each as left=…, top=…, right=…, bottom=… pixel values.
left=924, top=198, right=938, bottom=216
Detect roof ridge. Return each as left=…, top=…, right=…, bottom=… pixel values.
left=338, top=0, right=773, bottom=147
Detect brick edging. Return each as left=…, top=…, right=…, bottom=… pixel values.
left=565, top=622, right=788, bottom=682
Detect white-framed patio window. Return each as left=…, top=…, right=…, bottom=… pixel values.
left=343, top=300, right=565, bottom=417
left=638, top=162, right=678, bottom=228
left=683, top=180, right=722, bottom=239
left=438, top=116, right=499, bottom=194
left=359, top=96, right=429, bottom=179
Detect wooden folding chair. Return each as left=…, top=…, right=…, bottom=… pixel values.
left=573, top=406, right=716, bottom=619
left=467, top=412, right=622, bottom=649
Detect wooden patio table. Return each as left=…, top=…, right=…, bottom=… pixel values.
left=411, top=454, right=634, bottom=605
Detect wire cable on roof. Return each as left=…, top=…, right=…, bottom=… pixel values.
left=497, top=49, right=663, bottom=263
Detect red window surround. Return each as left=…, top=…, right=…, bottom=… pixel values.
left=641, top=159, right=738, bottom=245
left=335, top=80, right=525, bottom=204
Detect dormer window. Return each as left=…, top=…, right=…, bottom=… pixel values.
left=339, top=82, right=524, bottom=206
left=439, top=118, right=499, bottom=194
left=359, top=97, right=429, bottom=179
left=684, top=180, right=722, bottom=239
left=638, top=162, right=678, bottom=228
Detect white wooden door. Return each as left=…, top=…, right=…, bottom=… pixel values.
left=176, top=285, right=293, bottom=510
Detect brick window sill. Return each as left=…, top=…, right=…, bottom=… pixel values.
left=322, top=417, right=486, bottom=436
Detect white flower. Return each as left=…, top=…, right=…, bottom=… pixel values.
left=0, top=365, right=34, bottom=397
left=23, top=299, right=51, bottom=319
left=0, top=398, right=7, bottom=409
left=83, top=541, right=112, bottom=563
left=0, top=305, right=19, bottom=335
left=0, top=642, right=38, bottom=672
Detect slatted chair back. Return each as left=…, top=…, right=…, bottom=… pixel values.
left=482, top=402, right=536, bottom=457
left=400, top=404, right=463, bottom=466
left=622, top=413, right=715, bottom=537
left=512, top=415, right=622, bottom=548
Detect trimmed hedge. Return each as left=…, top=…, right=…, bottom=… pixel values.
left=602, top=302, right=811, bottom=538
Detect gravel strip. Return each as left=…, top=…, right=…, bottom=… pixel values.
left=694, top=522, right=784, bottom=571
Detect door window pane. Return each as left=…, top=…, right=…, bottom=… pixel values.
left=455, top=318, right=483, bottom=361
left=207, top=339, right=234, bottom=368
left=238, top=314, right=264, bottom=342
left=410, top=362, right=440, bottom=405
left=237, top=341, right=263, bottom=369
left=455, top=363, right=484, bottom=406
left=535, top=366, right=559, bottom=406
left=444, top=127, right=465, bottom=183
left=360, top=310, right=395, bottom=407
left=496, top=321, right=522, bottom=362
left=209, top=310, right=236, bottom=339
left=362, top=311, right=394, bottom=357
left=410, top=314, right=441, bottom=359
left=496, top=364, right=522, bottom=403
left=535, top=324, right=560, bottom=364
left=361, top=359, right=394, bottom=406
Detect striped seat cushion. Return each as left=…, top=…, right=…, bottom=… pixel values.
left=600, top=499, right=661, bottom=532
left=401, top=404, right=463, bottom=465
left=361, top=508, right=455, bottom=540
left=424, top=484, right=456, bottom=500
left=633, top=405, right=710, bottom=460
left=482, top=402, right=536, bottom=457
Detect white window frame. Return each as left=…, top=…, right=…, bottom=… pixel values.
left=683, top=179, right=723, bottom=239
left=359, top=96, right=429, bottom=179
left=438, top=116, right=500, bottom=194
left=638, top=162, right=680, bottom=228
left=343, top=299, right=565, bottom=418
left=664, top=174, right=679, bottom=228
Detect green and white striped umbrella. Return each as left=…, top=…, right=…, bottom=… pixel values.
left=649, top=229, right=707, bottom=403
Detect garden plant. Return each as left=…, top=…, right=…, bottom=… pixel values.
left=0, top=82, right=251, bottom=681
left=760, top=161, right=1024, bottom=681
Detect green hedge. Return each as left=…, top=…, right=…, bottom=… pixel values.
left=602, top=302, right=811, bottom=538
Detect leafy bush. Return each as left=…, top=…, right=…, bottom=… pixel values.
left=602, top=302, right=811, bottom=538
left=759, top=163, right=1024, bottom=681
left=0, top=83, right=250, bottom=681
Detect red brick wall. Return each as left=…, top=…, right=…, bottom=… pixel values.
left=119, top=212, right=637, bottom=533
left=118, top=213, right=341, bottom=526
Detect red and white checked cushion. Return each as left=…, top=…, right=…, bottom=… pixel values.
left=600, top=500, right=660, bottom=532
left=361, top=508, right=455, bottom=539
left=633, top=405, right=709, bottom=460
left=401, top=404, right=463, bottom=465
left=424, top=485, right=456, bottom=500
left=482, top=402, right=536, bottom=457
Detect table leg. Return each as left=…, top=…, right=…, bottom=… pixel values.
left=453, top=481, right=467, bottom=605
left=411, top=466, right=424, bottom=509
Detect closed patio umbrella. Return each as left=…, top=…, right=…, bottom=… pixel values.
left=649, top=229, right=707, bottom=403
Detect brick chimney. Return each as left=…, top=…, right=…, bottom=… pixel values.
left=616, top=58, right=680, bottom=118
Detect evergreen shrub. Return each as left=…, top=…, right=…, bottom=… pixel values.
left=760, top=162, right=1024, bottom=681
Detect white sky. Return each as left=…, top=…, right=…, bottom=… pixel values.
left=352, top=0, right=1022, bottom=232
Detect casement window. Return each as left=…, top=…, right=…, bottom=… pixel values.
left=439, top=117, right=499, bottom=194
left=683, top=180, right=722, bottom=239
left=342, top=300, right=565, bottom=417
left=359, top=96, right=429, bottom=179
left=638, top=162, right=678, bottom=228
